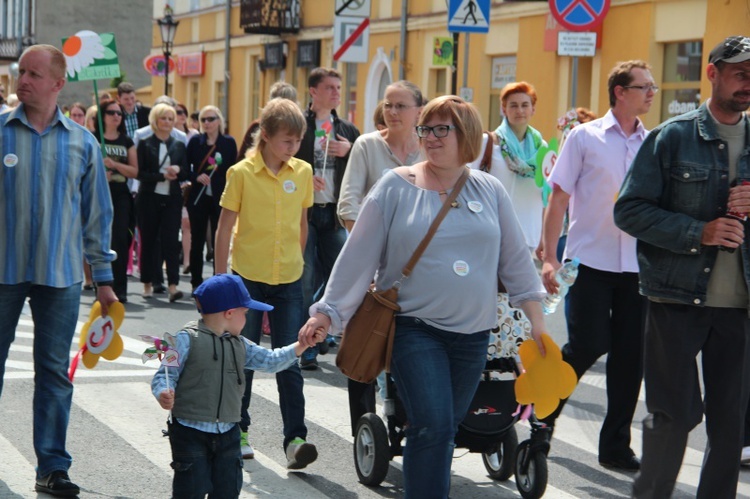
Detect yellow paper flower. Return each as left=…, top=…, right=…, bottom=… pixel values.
left=514, top=333, right=577, bottom=418
left=78, top=301, right=125, bottom=369
left=62, top=30, right=105, bottom=79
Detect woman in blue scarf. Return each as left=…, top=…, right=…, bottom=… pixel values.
left=470, top=81, right=547, bottom=255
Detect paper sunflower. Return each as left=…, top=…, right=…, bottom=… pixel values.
left=514, top=333, right=577, bottom=418
left=77, top=301, right=125, bottom=369
left=62, top=30, right=105, bottom=79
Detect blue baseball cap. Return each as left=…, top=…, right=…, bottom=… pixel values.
left=193, top=274, right=273, bottom=314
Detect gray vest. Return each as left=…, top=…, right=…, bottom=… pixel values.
left=172, top=321, right=246, bottom=423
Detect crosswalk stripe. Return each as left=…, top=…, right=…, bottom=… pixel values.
left=0, top=431, right=36, bottom=496
left=252, top=376, right=578, bottom=497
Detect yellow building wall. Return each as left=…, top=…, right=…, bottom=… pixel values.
left=150, top=0, right=749, bottom=142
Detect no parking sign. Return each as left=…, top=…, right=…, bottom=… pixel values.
left=548, top=0, right=610, bottom=32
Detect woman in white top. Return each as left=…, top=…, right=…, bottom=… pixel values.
left=470, top=81, right=547, bottom=256
left=337, top=80, right=425, bottom=436
left=299, top=95, right=547, bottom=498
left=337, top=80, right=425, bottom=230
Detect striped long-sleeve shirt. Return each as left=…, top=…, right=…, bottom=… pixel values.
left=0, top=105, right=116, bottom=287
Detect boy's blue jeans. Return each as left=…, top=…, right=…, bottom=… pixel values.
left=168, top=420, right=243, bottom=499
left=237, top=276, right=307, bottom=450
left=390, top=316, right=489, bottom=499
left=0, top=282, right=81, bottom=478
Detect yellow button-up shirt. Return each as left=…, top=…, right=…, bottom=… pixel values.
left=220, top=149, right=313, bottom=284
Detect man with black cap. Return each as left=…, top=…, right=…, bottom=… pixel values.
left=615, top=35, right=750, bottom=498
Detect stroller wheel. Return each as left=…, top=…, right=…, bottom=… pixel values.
left=354, top=413, right=390, bottom=486
left=482, top=425, right=517, bottom=481
left=515, top=440, right=548, bottom=499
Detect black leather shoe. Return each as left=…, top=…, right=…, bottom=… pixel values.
left=599, top=455, right=641, bottom=471
left=35, top=470, right=80, bottom=496
left=153, top=284, right=167, bottom=294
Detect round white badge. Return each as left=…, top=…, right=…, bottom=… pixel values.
left=283, top=180, right=296, bottom=193
left=453, top=260, right=470, bottom=277
left=3, top=153, right=18, bottom=168
left=468, top=201, right=483, bottom=213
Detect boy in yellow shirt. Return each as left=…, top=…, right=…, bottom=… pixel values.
left=214, top=98, right=315, bottom=469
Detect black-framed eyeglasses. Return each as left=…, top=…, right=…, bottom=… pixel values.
left=415, top=124, right=456, bottom=138
left=623, top=84, right=659, bottom=94
left=176, top=109, right=186, bottom=116
left=201, top=116, right=218, bottom=123
left=384, top=102, right=417, bottom=113
left=104, top=110, right=123, bottom=116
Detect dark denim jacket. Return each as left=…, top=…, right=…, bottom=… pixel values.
left=614, top=103, right=750, bottom=307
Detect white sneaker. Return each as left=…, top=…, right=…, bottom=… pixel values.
left=240, top=431, right=254, bottom=459
left=286, top=437, right=317, bottom=470
left=742, top=446, right=750, bottom=466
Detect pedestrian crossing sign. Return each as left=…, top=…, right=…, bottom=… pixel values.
left=448, top=0, right=490, bottom=33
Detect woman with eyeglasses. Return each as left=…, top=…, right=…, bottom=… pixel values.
left=175, top=102, right=198, bottom=141
left=470, top=81, right=548, bottom=258
left=185, top=105, right=237, bottom=290
left=299, top=95, right=548, bottom=498
left=91, top=99, right=138, bottom=303
left=68, top=102, right=87, bottom=127
left=137, top=103, right=189, bottom=302
left=334, top=80, right=425, bottom=436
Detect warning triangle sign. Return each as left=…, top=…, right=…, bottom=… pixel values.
left=448, top=0, right=489, bottom=31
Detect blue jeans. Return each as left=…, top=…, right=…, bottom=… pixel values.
left=0, top=283, right=82, bottom=478
left=390, top=317, right=489, bottom=499
left=302, top=205, right=347, bottom=356
left=237, top=276, right=306, bottom=450
left=167, top=420, right=243, bottom=499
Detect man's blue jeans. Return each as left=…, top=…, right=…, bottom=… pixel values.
left=390, top=316, right=489, bottom=498
left=302, top=204, right=347, bottom=357
left=237, top=276, right=306, bottom=450
left=0, top=283, right=81, bottom=478
left=167, top=420, right=243, bottom=499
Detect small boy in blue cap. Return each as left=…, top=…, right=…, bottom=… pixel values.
left=152, top=273, right=325, bottom=499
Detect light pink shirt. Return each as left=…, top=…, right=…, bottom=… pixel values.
left=548, top=109, right=647, bottom=273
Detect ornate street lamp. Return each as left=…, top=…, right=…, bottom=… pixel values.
left=157, top=5, right=179, bottom=96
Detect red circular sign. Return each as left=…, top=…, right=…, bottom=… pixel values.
left=143, top=55, right=176, bottom=77
left=549, top=0, right=610, bottom=32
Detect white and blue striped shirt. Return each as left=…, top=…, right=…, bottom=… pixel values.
left=0, top=105, right=115, bottom=286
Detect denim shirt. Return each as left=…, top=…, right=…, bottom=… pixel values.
left=614, top=103, right=750, bottom=307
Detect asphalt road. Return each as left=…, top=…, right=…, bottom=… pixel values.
left=2, top=266, right=750, bottom=498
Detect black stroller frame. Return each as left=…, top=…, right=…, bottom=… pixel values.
left=352, top=356, right=552, bottom=498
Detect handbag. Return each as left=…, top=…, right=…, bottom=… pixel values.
left=336, top=168, right=470, bottom=383
left=182, top=143, right=216, bottom=206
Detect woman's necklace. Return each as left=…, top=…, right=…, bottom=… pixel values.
left=425, top=164, right=460, bottom=208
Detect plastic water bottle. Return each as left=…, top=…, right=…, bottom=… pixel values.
left=542, top=257, right=580, bottom=315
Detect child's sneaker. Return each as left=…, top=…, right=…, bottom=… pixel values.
left=240, top=431, right=254, bottom=459
left=286, top=437, right=317, bottom=469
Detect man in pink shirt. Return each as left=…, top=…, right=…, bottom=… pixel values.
left=540, top=60, right=656, bottom=471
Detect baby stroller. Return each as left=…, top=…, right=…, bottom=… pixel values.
left=352, top=296, right=551, bottom=499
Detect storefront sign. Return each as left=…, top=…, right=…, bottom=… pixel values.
left=177, top=52, right=205, bottom=76
left=297, top=40, right=320, bottom=68
left=433, top=37, right=454, bottom=66
left=491, top=56, right=516, bottom=89
left=263, top=42, right=285, bottom=69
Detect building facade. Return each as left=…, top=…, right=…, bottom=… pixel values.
left=153, top=0, right=750, bottom=141
left=0, top=0, right=153, bottom=107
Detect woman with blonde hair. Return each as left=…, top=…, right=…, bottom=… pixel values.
left=185, top=105, right=237, bottom=289
left=300, top=95, right=548, bottom=498
left=136, top=103, right=188, bottom=301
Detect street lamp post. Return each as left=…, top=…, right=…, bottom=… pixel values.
left=157, top=5, right=179, bottom=96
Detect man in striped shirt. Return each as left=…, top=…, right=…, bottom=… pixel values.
left=0, top=44, right=116, bottom=497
